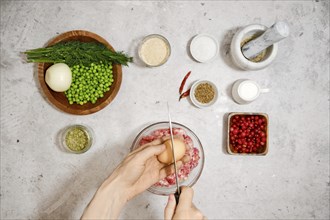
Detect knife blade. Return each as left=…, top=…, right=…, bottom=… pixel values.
left=167, top=103, right=181, bottom=203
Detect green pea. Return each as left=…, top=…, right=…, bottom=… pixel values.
left=65, top=62, right=114, bottom=104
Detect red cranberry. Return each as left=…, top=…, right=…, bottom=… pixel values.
left=230, top=114, right=267, bottom=154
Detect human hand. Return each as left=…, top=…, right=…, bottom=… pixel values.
left=102, top=139, right=182, bottom=201
left=82, top=140, right=181, bottom=220
left=164, top=186, right=205, bottom=220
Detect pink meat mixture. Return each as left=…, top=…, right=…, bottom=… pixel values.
left=138, top=128, right=200, bottom=187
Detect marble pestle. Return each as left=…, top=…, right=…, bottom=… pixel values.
left=241, top=21, right=290, bottom=60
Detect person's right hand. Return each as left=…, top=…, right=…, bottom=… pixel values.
left=164, top=186, right=206, bottom=220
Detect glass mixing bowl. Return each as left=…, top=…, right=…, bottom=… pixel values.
left=131, top=121, right=204, bottom=195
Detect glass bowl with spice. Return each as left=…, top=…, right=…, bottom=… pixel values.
left=138, top=34, right=171, bottom=67
left=61, top=124, right=94, bottom=154
left=190, top=80, right=218, bottom=108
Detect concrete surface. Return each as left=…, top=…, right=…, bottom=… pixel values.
left=1, top=1, right=329, bottom=219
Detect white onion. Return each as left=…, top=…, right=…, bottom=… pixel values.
left=45, top=63, right=72, bottom=92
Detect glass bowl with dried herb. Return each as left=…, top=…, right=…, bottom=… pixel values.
left=61, top=124, right=94, bottom=154
left=190, top=80, right=218, bottom=108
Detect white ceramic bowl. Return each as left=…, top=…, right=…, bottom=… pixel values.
left=230, top=24, right=278, bottom=70
left=190, top=80, right=218, bottom=108
left=190, top=34, right=219, bottom=63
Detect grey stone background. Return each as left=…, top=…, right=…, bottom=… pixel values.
left=1, top=1, right=329, bottom=219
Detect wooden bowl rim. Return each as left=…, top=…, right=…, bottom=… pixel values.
left=38, top=30, right=122, bottom=115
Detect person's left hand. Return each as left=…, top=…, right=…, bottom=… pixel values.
left=102, top=139, right=182, bottom=201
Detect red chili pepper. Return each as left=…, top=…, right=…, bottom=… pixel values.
left=179, top=71, right=191, bottom=95
left=179, top=89, right=190, bottom=101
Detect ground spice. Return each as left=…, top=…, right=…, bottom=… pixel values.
left=241, top=34, right=268, bottom=62
left=139, top=35, right=170, bottom=66
left=194, top=83, right=215, bottom=104
left=65, top=127, right=89, bottom=151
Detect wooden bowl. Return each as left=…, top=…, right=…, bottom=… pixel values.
left=38, top=30, right=122, bottom=115
left=227, top=112, right=269, bottom=155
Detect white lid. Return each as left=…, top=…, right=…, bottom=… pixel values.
left=190, top=34, right=219, bottom=63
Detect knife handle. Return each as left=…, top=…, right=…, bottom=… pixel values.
left=174, top=191, right=180, bottom=204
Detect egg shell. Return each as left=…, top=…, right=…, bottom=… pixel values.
left=157, top=139, right=186, bottom=164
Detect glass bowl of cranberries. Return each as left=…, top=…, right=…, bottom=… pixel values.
left=227, top=113, right=269, bottom=155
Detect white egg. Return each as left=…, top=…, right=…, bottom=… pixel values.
left=45, top=63, right=72, bottom=92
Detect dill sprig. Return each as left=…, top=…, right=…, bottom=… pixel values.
left=24, top=41, right=133, bottom=67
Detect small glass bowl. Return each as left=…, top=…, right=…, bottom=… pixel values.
left=61, top=125, right=94, bottom=154
left=138, top=34, right=171, bottom=67
left=131, top=122, right=205, bottom=195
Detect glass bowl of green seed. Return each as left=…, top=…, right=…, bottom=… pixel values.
left=61, top=124, right=94, bottom=154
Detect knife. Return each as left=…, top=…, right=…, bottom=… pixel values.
left=167, top=103, right=181, bottom=204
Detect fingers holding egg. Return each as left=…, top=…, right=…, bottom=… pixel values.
left=159, top=160, right=183, bottom=179
left=181, top=155, right=191, bottom=164
left=134, top=138, right=164, bottom=153
left=161, top=135, right=184, bottom=143
left=157, top=139, right=186, bottom=164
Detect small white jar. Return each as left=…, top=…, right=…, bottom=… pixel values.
left=232, top=79, right=269, bottom=104
left=230, top=24, right=278, bottom=70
